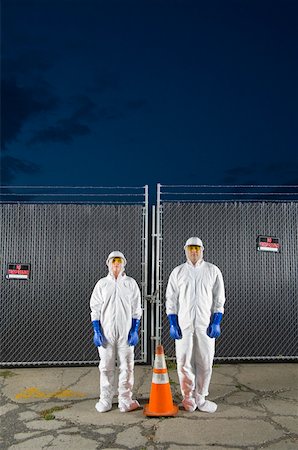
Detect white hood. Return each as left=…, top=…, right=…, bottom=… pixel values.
left=106, top=251, right=127, bottom=277
left=184, top=237, right=204, bottom=264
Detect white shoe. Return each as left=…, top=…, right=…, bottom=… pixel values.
left=182, top=397, right=197, bottom=412
left=119, top=399, right=140, bottom=412
left=95, top=399, right=112, bottom=413
left=196, top=395, right=217, bottom=413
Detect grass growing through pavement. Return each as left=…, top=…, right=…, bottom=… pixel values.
left=0, top=370, right=17, bottom=379
left=165, top=359, right=177, bottom=370
left=39, top=405, right=70, bottom=420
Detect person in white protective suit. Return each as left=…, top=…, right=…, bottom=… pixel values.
left=90, top=251, right=142, bottom=413
left=166, top=237, right=225, bottom=413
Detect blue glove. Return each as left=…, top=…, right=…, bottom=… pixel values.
left=207, top=312, right=223, bottom=339
left=167, top=314, right=182, bottom=340
left=128, top=318, right=141, bottom=346
left=92, top=320, right=107, bottom=347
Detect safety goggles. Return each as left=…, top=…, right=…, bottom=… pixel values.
left=187, top=245, right=201, bottom=251
left=112, top=257, right=123, bottom=263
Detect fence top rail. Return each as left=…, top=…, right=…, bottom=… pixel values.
left=158, top=184, right=298, bottom=203
left=0, top=185, right=148, bottom=205
left=161, top=184, right=298, bottom=189
left=1, top=185, right=144, bottom=189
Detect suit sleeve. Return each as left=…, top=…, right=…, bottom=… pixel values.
left=212, top=267, right=225, bottom=314
left=131, top=279, right=142, bottom=320
left=165, top=269, right=179, bottom=315
left=90, top=281, right=103, bottom=322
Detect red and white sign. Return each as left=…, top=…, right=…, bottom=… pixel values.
left=6, top=264, right=30, bottom=280
left=257, top=236, right=280, bottom=253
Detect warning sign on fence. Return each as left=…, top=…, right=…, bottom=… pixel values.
left=6, top=263, right=31, bottom=280
left=257, top=236, right=280, bottom=253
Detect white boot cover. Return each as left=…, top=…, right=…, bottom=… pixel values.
left=197, top=395, right=217, bottom=413
left=95, top=399, right=112, bottom=413
left=182, top=397, right=197, bottom=412
left=119, top=399, right=140, bottom=413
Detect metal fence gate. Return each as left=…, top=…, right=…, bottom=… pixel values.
left=1, top=184, right=298, bottom=366
left=154, top=184, right=298, bottom=362
left=0, top=186, right=148, bottom=366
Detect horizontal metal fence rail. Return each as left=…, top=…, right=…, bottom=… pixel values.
left=156, top=184, right=298, bottom=362
left=159, top=184, right=298, bottom=203
left=0, top=185, right=146, bottom=204
left=0, top=186, right=149, bottom=366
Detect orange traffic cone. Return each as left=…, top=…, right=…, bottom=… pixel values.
left=144, top=345, right=178, bottom=416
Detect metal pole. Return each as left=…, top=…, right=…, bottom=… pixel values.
left=142, top=185, right=149, bottom=363
left=150, top=205, right=156, bottom=364
left=151, top=205, right=155, bottom=298
left=156, top=183, right=161, bottom=347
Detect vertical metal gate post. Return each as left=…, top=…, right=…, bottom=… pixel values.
left=150, top=205, right=156, bottom=363
left=141, top=185, right=149, bottom=363
left=155, top=183, right=163, bottom=349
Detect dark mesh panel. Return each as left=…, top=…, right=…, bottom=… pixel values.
left=0, top=204, right=145, bottom=365
left=160, top=202, right=298, bottom=361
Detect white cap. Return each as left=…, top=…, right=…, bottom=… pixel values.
left=106, top=251, right=127, bottom=266
left=184, top=237, right=204, bottom=250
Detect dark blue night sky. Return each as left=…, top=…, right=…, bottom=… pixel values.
left=1, top=0, right=298, bottom=193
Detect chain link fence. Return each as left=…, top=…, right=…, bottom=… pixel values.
left=0, top=197, right=148, bottom=366
left=158, top=200, right=298, bottom=361
left=1, top=184, right=297, bottom=365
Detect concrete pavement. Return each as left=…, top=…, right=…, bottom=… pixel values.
left=0, top=363, right=297, bottom=449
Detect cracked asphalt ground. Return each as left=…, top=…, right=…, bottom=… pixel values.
left=0, top=364, right=297, bottom=449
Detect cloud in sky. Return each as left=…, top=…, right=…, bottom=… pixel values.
left=222, top=162, right=298, bottom=185
left=26, top=93, right=147, bottom=145
left=28, top=96, right=96, bottom=145
left=1, top=156, right=40, bottom=184
left=28, top=120, right=91, bottom=145
left=1, top=78, right=58, bottom=149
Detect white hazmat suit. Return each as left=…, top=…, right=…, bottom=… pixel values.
left=90, top=251, right=142, bottom=412
left=166, top=238, right=225, bottom=412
